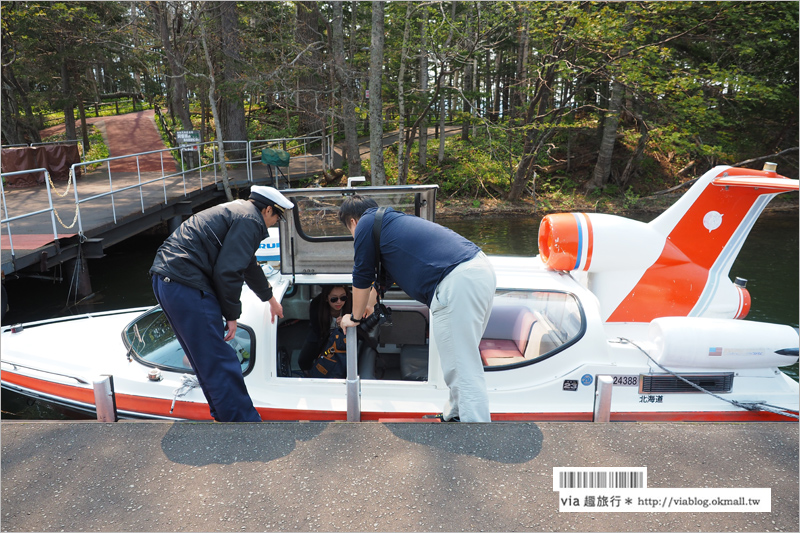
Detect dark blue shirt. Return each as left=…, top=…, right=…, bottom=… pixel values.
left=352, top=207, right=480, bottom=307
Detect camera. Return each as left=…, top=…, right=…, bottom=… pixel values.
left=359, top=303, right=392, bottom=331
left=357, top=303, right=392, bottom=349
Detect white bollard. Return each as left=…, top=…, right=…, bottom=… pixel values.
left=93, top=375, right=117, bottom=422
left=345, top=326, right=361, bottom=422
left=593, top=376, right=613, bottom=422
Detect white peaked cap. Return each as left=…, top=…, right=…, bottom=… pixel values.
left=249, top=186, right=294, bottom=210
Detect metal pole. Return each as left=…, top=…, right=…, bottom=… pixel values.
left=93, top=375, right=117, bottom=422
left=345, top=326, right=361, bottom=422
left=593, top=376, right=613, bottom=422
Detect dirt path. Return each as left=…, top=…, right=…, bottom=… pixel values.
left=40, top=109, right=171, bottom=172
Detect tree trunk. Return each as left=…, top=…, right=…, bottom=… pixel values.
left=149, top=1, right=192, bottom=131
left=77, top=99, right=90, bottom=153
left=219, top=2, right=247, bottom=160
left=587, top=78, right=624, bottom=191
left=508, top=16, right=577, bottom=201
left=461, top=63, right=471, bottom=142
left=1, top=78, right=24, bottom=145
left=491, top=50, right=502, bottom=122
left=130, top=4, right=142, bottom=91
left=618, top=112, right=649, bottom=189
left=368, top=1, right=386, bottom=185
left=2, top=66, right=42, bottom=143
left=417, top=6, right=429, bottom=169
left=200, top=22, right=233, bottom=201
left=397, top=3, right=413, bottom=184
left=437, top=84, right=446, bottom=163
left=295, top=1, right=324, bottom=136
left=511, top=5, right=529, bottom=118
left=331, top=1, right=361, bottom=177
left=61, top=58, right=77, bottom=142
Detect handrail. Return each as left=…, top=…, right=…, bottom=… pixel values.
left=0, top=168, right=60, bottom=263
left=0, top=360, right=90, bottom=385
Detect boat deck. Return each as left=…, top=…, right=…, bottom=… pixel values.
left=2, top=421, right=797, bottom=531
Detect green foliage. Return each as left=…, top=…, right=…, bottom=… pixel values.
left=3, top=0, right=796, bottom=197
left=416, top=135, right=514, bottom=199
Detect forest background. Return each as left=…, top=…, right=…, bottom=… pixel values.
left=2, top=1, right=798, bottom=214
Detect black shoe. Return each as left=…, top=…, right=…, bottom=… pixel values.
left=423, top=413, right=460, bottom=422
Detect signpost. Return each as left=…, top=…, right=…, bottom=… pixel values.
left=176, top=130, right=201, bottom=152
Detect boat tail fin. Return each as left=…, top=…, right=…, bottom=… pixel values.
left=538, top=164, right=798, bottom=322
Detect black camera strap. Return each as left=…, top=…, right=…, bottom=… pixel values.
left=372, top=206, right=388, bottom=301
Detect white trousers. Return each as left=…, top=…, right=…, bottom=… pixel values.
left=430, top=252, right=496, bottom=422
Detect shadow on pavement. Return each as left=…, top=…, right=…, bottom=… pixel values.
left=384, top=422, right=544, bottom=463
left=161, top=422, right=328, bottom=465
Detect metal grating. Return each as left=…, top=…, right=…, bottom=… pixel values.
left=639, top=373, right=734, bottom=394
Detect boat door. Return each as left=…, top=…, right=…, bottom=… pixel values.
left=274, top=185, right=444, bottom=418
left=278, top=185, right=438, bottom=276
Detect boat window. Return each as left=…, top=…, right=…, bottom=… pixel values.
left=122, top=307, right=255, bottom=375
left=278, top=187, right=437, bottom=275
left=480, top=291, right=585, bottom=370
left=289, top=191, right=429, bottom=240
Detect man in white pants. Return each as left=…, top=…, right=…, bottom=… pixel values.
left=338, top=195, right=496, bottom=422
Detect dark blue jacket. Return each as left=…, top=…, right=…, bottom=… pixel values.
left=352, top=207, right=480, bottom=307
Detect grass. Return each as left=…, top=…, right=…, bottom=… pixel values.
left=40, top=99, right=151, bottom=128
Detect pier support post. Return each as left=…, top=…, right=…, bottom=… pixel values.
left=168, top=215, right=183, bottom=234
left=593, top=376, right=613, bottom=422
left=93, top=375, right=118, bottom=422
left=65, top=251, right=93, bottom=301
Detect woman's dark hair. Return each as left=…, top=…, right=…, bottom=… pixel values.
left=317, top=285, right=352, bottom=339
left=338, top=195, right=379, bottom=227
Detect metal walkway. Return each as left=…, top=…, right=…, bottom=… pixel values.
left=1, top=138, right=330, bottom=278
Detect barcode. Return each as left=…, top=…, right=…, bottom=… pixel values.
left=553, top=468, right=647, bottom=490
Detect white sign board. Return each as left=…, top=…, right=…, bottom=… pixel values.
left=176, top=130, right=201, bottom=152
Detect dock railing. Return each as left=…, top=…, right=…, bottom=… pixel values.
left=67, top=143, right=225, bottom=235
left=0, top=168, right=61, bottom=263
left=1, top=134, right=333, bottom=252
left=247, top=130, right=334, bottom=187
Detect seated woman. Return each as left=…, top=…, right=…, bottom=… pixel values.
left=298, top=285, right=353, bottom=375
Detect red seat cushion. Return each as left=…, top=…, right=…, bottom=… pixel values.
left=479, top=339, right=522, bottom=365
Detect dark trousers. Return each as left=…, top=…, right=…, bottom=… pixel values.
left=151, top=275, right=261, bottom=422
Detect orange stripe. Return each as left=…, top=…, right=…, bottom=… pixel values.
left=713, top=177, right=798, bottom=190
left=4, top=371, right=793, bottom=422
left=581, top=213, right=594, bottom=271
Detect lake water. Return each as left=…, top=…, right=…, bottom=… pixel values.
left=2, top=212, right=797, bottom=419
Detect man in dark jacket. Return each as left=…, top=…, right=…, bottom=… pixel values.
left=150, top=186, right=293, bottom=422
left=338, top=195, right=496, bottom=422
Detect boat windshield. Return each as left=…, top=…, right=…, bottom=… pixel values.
left=122, top=307, right=255, bottom=375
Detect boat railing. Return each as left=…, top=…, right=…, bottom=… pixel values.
left=0, top=360, right=91, bottom=385
left=0, top=168, right=60, bottom=262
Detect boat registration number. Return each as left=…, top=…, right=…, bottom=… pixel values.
left=609, top=375, right=639, bottom=387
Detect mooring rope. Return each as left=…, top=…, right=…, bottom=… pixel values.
left=616, top=337, right=800, bottom=420
left=170, top=374, right=200, bottom=414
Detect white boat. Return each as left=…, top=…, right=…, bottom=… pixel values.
left=2, top=164, right=798, bottom=422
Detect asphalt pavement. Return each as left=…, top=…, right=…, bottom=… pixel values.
left=1, top=421, right=797, bottom=532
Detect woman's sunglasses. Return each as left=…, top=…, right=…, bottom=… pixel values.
left=329, top=296, right=348, bottom=303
